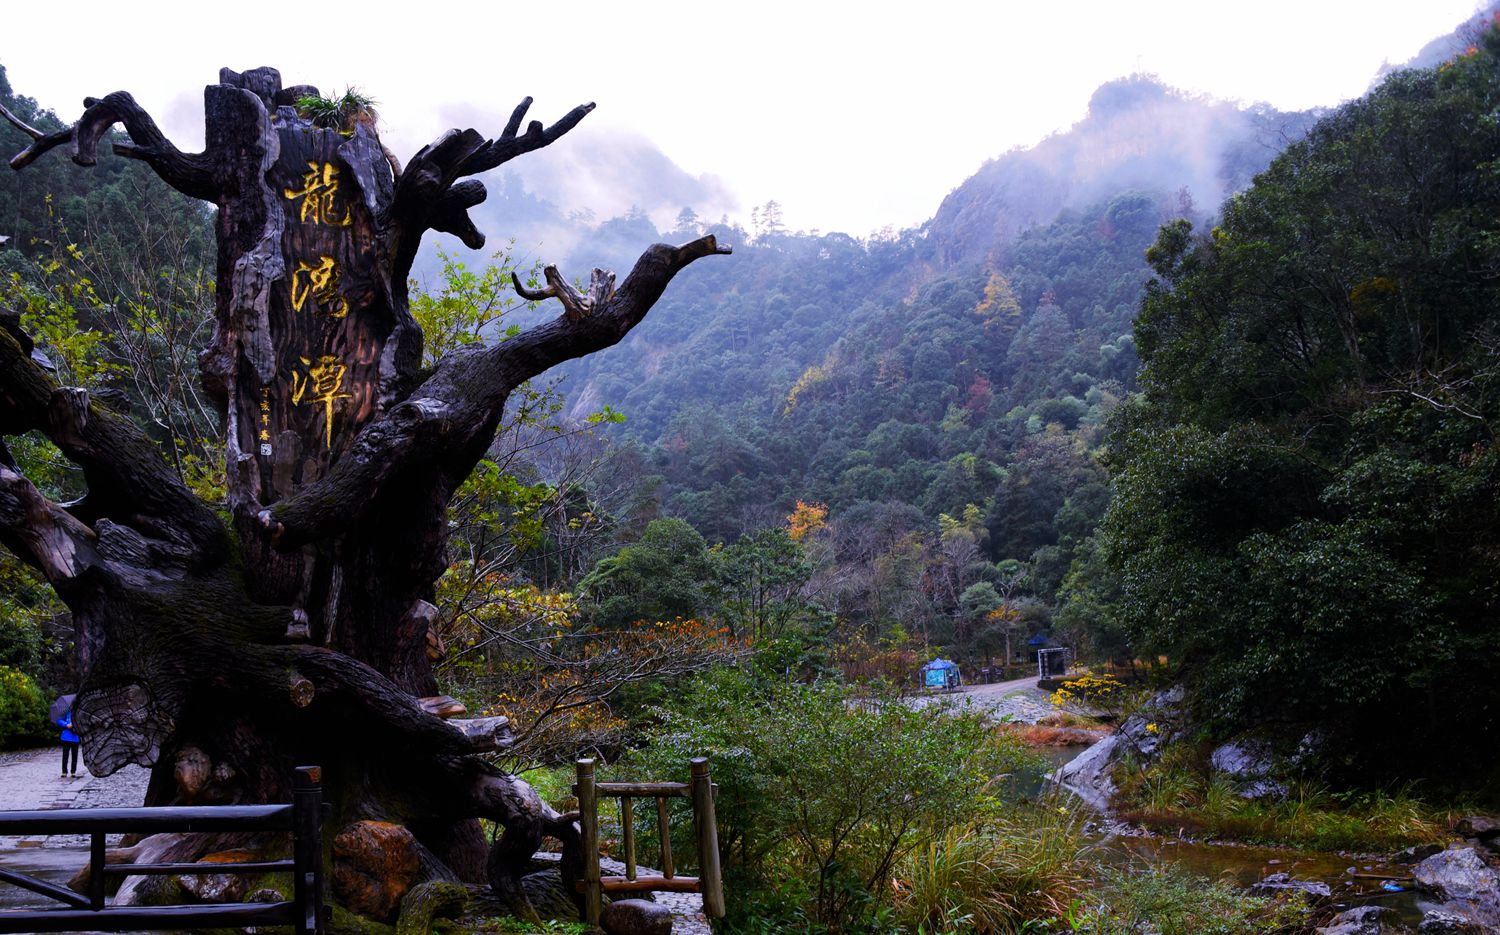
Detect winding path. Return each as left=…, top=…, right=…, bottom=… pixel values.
left=906, top=673, right=1057, bottom=722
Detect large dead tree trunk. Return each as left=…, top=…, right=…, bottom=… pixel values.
left=0, top=66, right=727, bottom=912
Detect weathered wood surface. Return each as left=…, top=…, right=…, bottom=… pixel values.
left=1, top=64, right=728, bottom=918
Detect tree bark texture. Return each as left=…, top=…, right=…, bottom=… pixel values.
left=1, top=66, right=728, bottom=912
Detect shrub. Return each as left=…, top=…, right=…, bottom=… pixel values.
left=0, top=665, right=52, bottom=750
left=623, top=667, right=1043, bottom=930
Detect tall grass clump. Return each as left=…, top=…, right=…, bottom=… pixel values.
left=892, top=807, right=1088, bottom=934
left=1070, top=863, right=1306, bottom=935
left=294, top=88, right=378, bottom=134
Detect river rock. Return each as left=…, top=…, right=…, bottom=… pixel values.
left=1397, top=844, right=1445, bottom=865
left=332, top=820, right=421, bottom=922
left=601, top=898, right=673, bottom=935
left=1418, top=910, right=1487, bottom=934
left=1316, top=905, right=1413, bottom=935
left=1412, top=847, right=1500, bottom=931
left=1055, top=686, right=1187, bottom=809
left=1250, top=871, right=1332, bottom=900
left=1456, top=817, right=1500, bottom=841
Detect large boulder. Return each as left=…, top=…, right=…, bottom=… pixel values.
left=1054, top=731, right=1121, bottom=810
left=1413, top=847, right=1500, bottom=931
left=332, top=821, right=421, bottom=922
left=1054, top=686, right=1186, bottom=809
left=1456, top=817, right=1500, bottom=841
left=601, top=897, right=674, bottom=935
left=1418, top=910, right=1488, bottom=934
left=1208, top=738, right=1287, bottom=800
left=1316, top=905, right=1413, bottom=935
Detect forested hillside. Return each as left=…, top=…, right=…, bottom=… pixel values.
left=474, top=76, right=1314, bottom=665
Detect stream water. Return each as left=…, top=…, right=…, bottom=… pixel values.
left=1036, top=743, right=1441, bottom=927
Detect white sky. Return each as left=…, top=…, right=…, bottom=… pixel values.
left=1, top=1, right=1487, bottom=236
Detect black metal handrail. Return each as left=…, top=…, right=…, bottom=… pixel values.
left=0, top=764, right=325, bottom=934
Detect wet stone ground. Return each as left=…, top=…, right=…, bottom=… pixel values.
left=0, top=746, right=150, bottom=849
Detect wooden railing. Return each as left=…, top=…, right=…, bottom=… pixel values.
left=575, top=757, right=724, bottom=926
left=0, top=765, right=325, bottom=934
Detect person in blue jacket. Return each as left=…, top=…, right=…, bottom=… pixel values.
left=59, top=709, right=80, bottom=778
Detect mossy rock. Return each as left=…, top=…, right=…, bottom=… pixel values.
left=328, top=902, right=396, bottom=935
left=397, top=880, right=469, bottom=935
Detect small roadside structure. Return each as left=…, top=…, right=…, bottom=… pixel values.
left=922, top=658, right=961, bottom=691
left=1037, top=647, right=1070, bottom=679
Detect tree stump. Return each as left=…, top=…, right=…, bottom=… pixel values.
left=1, top=65, right=728, bottom=917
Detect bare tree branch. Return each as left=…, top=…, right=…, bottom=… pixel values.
left=390, top=98, right=594, bottom=262
left=259, top=236, right=730, bottom=549
left=0, top=461, right=98, bottom=583
left=6, top=93, right=215, bottom=201
left=0, top=323, right=223, bottom=560
left=512, top=265, right=615, bottom=322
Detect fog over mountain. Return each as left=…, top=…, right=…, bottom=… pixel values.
left=922, top=76, right=1318, bottom=268
left=410, top=111, right=739, bottom=286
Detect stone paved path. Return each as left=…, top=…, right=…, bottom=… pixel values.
left=531, top=851, right=711, bottom=935
left=0, top=746, right=150, bottom=849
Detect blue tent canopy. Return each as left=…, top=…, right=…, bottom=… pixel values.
left=1027, top=634, right=1048, bottom=647
left=922, top=658, right=961, bottom=688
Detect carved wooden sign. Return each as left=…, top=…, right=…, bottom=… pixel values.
left=251, top=120, right=386, bottom=501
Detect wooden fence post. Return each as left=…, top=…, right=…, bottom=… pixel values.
left=292, top=765, right=325, bottom=935
left=689, top=758, right=724, bottom=919
left=655, top=797, right=674, bottom=879
left=576, top=759, right=602, bottom=926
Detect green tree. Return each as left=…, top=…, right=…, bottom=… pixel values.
left=716, top=527, right=814, bottom=643
left=1101, top=30, right=1500, bottom=773
left=578, top=518, right=717, bottom=628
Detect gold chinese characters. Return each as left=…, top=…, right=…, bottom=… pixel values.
left=290, top=355, right=352, bottom=449
left=283, top=161, right=352, bottom=226
left=291, top=255, right=350, bottom=318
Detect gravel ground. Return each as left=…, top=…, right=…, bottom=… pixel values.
left=905, top=674, right=1057, bottom=722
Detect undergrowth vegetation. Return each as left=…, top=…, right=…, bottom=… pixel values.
left=1114, top=745, right=1449, bottom=851
left=1068, top=863, right=1308, bottom=935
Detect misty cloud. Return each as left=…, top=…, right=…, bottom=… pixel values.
left=925, top=75, right=1317, bottom=266
left=404, top=105, right=741, bottom=285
